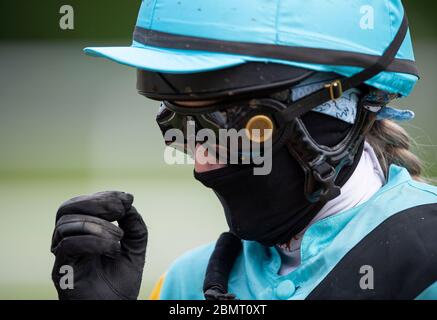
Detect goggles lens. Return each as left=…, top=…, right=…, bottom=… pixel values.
left=156, top=99, right=285, bottom=162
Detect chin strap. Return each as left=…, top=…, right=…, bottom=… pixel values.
left=286, top=101, right=377, bottom=203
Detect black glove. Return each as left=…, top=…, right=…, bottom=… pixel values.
left=50, top=191, right=148, bottom=300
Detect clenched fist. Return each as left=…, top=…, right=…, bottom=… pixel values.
left=51, top=191, right=148, bottom=300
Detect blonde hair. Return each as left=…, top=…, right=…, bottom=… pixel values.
left=366, top=119, right=425, bottom=182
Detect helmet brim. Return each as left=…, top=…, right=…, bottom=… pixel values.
left=84, top=44, right=248, bottom=74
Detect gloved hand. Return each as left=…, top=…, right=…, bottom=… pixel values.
left=50, top=191, right=148, bottom=300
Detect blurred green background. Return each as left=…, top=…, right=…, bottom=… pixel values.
left=0, top=1, right=436, bottom=299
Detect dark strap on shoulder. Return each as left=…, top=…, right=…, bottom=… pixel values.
left=307, top=203, right=437, bottom=300
left=203, top=232, right=242, bottom=300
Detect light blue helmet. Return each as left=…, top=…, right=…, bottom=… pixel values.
left=85, top=0, right=418, bottom=97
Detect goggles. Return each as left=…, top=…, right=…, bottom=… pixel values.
left=156, top=96, right=291, bottom=163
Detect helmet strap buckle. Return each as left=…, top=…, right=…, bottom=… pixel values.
left=324, top=80, right=343, bottom=101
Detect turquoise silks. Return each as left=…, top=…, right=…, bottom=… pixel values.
left=158, top=165, right=437, bottom=300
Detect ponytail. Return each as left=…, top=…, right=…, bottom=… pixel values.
left=366, top=119, right=425, bottom=182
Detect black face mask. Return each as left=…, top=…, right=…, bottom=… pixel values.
left=194, top=112, right=363, bottom=247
